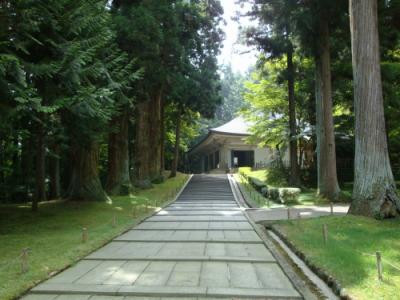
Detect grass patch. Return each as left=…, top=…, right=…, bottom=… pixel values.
left=0, top=172, right=189, bottom=300
left=275, top=215, right=400, bottom=299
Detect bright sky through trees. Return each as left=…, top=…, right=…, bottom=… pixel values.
left=218, top=0, right=257, bottom=73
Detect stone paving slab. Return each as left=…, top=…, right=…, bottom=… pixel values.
left=86, top=242, right=274, bottom=260
left=169, top=203, right=237, bottom=207
left=164, top=207, right=242, bottom=211
left=146, top=216, right=247, bottom=222
left=114, top=229, right=261, bottom=243
left=22, top=296, right=298, bottom=300
left=24, top=174, right=301, bottom=299
left=135, top=221, right=253, bottom=230
left=39, top=260, right=295, bottom=291
left=156, top=210, right=244, bottom=216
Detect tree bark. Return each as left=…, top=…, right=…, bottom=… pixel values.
left=134, top=89, right=163, bottom=183
left=33, top=120, right=46, bottom=211
left=106, top=112, right=131, bottom=195
left=170, top=113, right=181, bottom=178
left=149, top=89, right=163, bottom=179
left=134, top=100, right=152, bottom=182
left=349, top=0, right=400, bottom=217
left=160, top=97, right=165, bottom=175
left=287, top=47, right=301, bottom=186
left=314, top=14, right=341, bottom=201
left=49, top=142, right=61, bottom=199
left=66, top=141, right=111, bottom=202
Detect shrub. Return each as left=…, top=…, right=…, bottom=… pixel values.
left=278, top=187, right=301, bottom=204
left=265, top=161, right=288, bottom=187
left=268, top=187, right=279, bottom=201
left=261, top=186, right=268, bottom=197
left=248, top=176, right=266, bottom=192
left=239, top=167, right=252, bottom=177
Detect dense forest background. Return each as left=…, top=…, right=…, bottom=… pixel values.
left=1, top=0, right=400, bottom=217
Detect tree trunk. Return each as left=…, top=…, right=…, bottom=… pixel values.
left=33, top=120, right=46, bottom=211
left=106, top=112, right=131, bottom=195
left=160, top=98, right=165, bottom=175
left=49, top=142, right=61, bottom=199
left=134, top=100, right=152, bottom=182
left=287, top=48, right=301, bottom=186
left=134, top=90, right=163, bottom=183
left=66, top=141, right=111, bottom=202
left=170, top=113, right=181, bottom=178
left=149, top=90, right=162, bottom=179
left=314, top=14, right=341, bottom=201
left=349, top=0, right=400, bottom=217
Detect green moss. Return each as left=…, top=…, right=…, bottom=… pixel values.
left=276, top=216, right=400, bottom=299
left=0, top=173, right=189, bottom=300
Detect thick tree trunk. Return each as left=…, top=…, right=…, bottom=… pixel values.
left=149, top=90, right=163, bottom=179
left=287, top=48, right=301, bottom=186
left=66, top=141, right=111, bottom=202
left=134, top=100, right=152, bottom=182
left=170, top=114, right=181, bottom=178
left=314, top=15, right=341, bottom=201
left=33, top=120, right=46, bottom=211
left=49, top=142, right=61, bottom=199
left=106, top=113, right=131, bottom=195
left=349, top=0, right=400, bottom=217
left=134, top=90, right=163, bottom=183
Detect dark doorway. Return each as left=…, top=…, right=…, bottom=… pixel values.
left=231, top=150, right=254, bottom=168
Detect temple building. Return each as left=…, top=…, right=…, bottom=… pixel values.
left=188, top=117, right=283, bottom=173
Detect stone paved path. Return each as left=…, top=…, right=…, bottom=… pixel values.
left=23, top=175, right=301, bottom=300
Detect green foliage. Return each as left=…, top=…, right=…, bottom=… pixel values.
left=278, top=187, right=301, bottom=204
left=241, top=59, right=288, bottom=148
left=268, top=187, right=279, bottom=201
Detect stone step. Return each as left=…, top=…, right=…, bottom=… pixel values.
left=156, top=211, right=244, bottom=216
left=135, top=221, right=253, bottom=230
left=84, top=256, right=275, bottom=263
left=86, top=242, right=273, bottom=260
left=147, top=216, right=248, bottom=222
left=31, top=284, right=301, bottom=298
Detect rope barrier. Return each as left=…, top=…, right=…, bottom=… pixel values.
left=356, top=250, right=400, bottom=272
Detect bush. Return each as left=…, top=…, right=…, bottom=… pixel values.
left=248, top=176, right=266, bottom=192
left=268, top=187, right=279, bottom=201
left=278, top=187, right=301, bottom=204
left=265, top=161, right=288, bottom=187
left=239, top=167, right=252, bottom=177
left=261, top=186, right=269, bottom=197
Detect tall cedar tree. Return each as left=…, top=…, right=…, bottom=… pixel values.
left=349, top=0, right=400, bottom=217
left=243, top=0, right=301, bottom=186
left=13, top=0, right=132, bottom=203
left=169, top=0, right=224, bottom=177
left=295, top=0, right=346, bottom=200
left=113, top=0, right=179, bottom=184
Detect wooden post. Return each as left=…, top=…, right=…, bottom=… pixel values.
left=82, top=227, right=88, bottom=243
left=298, top=212, right=301, bottom=219
left=323, top=224, right=328, bottom=244
left=21, top=248, right=29, bottom=273
left=132, top=205, right=137, bottom=218
left=376, top=251, right=383, bottom=281
left=287, top=207, right=290, bottom=219
left=112, top=214, right=116, bottom=227
left=330, top=202, right=334, bottom=215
